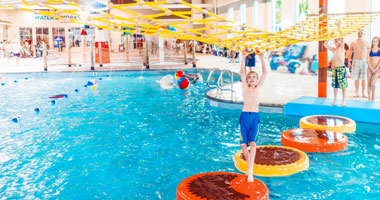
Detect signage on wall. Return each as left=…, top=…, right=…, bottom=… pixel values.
left=34, top=15, right=81, bottom=20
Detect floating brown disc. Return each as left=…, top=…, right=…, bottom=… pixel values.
left=177, top=172, right=269, bottom=200
left=281, top=128, right=348, bottom=152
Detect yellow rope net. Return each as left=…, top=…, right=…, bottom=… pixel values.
left=4, top=0, right=380, bottom=53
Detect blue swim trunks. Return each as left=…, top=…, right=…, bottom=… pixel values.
left=332, top=66, right=348, bottom=89
left=239, top=112, right=260, bottom=145
left=245, top=53, right=256, bottom=67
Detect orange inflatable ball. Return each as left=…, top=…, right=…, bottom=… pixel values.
left=177, top=77, right=190, bottom=89
left=177, top=172, right=269, bottom=200
left=175, top=71, right=185, bottom=80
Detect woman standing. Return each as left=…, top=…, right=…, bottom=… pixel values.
left=367, top=37, right=380, bottom=101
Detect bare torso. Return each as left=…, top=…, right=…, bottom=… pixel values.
left=369, top=48, right=380, bottom=70
left=333, top=47, right=345, bottom=67
left=352, top=39, right=369, bottom=60
left=242, top=86, right=260, bottom=112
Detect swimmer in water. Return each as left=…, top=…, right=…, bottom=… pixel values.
left=185, top=71, right=203, bottom=84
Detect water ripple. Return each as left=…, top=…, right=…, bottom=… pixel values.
left=0, top=71, right=379, bottom=199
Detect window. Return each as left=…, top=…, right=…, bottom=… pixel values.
left=328, top=0, right=345, bottom=14
left=70, top=27, right=84, bottom=47
left=370, top=0, right=380, bottom=40
left=85, top=27, right=95, bottom=46
left=36, top=27, right=49, bottom=46
left=239, top=4, right=246, bottom=25
left=52, top=27, right=65, bottom=48
left=227, top=7, right=234, bottom=38
left=69, top=27, right=95, bottom=47
left=272, top=0, right=281, bottom=31
left=19, top=27, right=32, bottom=44
left=252, top=0, right=258, bottom=27
left=295, top=0, right=308, bottom=23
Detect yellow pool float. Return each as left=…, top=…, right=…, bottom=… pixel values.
left=299, top=115, right=356, bottom=133
left=234, top=145, right=309, bottom=177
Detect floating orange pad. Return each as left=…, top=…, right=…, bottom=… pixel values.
left=177, top=172, right=269, bottom=200
left=281, top=128, right=348, bottom=153
left=299, top=115, right=356, bottom=133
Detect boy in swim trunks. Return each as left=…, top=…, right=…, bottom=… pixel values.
left=239, top=49, right=268, bottom=182
left=324, top=38, right=347, bottom=106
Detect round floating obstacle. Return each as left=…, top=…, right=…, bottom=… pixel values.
left=234, top=145, right=309, bottom=177
left=177, top=172, right=268, bottom=200
left=281, top=128, right=348, bottom=153
left=299, top=115, right=356, bottom=133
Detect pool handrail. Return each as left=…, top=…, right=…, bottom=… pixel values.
left=217, top=69, right=236, bottom=100
left=207, top=68, right=222, bottom=94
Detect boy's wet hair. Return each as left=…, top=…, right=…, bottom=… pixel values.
left=247, top=71, right=258, bottom=77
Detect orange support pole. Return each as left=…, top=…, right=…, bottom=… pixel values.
left=318, top=0, right=328, bottom=98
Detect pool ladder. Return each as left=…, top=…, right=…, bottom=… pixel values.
left=207, top=68, right=237, bottom=100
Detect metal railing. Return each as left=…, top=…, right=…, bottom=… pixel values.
left=207, top=68, right=222, bottom=93
left=207, top=68, right=236, bottom=100
left=217, top=69, right=236, bottom=100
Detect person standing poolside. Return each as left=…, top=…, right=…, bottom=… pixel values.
left=367, top=37, right=380, bottom=101
left=324, top=38, right=348, bottom=106
left=230, top=50, right=239, bottom=64
left=239, top=49, right=268, bottom=182
left=348, top=30, right=370, bottom=98
left=344, top=43, right=352, bottom=78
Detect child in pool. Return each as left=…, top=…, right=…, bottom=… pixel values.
left=239, top=49, right=268, bottom=182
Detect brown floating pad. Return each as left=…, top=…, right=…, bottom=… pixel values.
left=177, top=172, right=269, bottom=200
left=240, top=146, right=302, bottom=165
left=281, top=128, right=348, bottom=152
left=306, top=116, right=351, bottom=126
left=234, top=146, right=309, bottom=177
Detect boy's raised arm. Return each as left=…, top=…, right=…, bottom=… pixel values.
left=324, top=41, right=335, bottom=52
left=257, top=53, right=268, bottom=87
left=240, top=50, right=247, bottom=87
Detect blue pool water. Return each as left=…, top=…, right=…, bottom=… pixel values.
left=0, top=70, right=379, bottom=199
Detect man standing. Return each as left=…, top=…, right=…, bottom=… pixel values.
left=348, top=30, right=370, bottom=98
